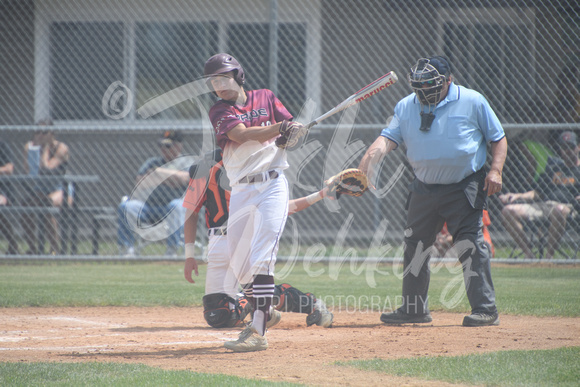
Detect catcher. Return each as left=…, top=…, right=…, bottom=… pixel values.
left=183, top=149, right=368, bottom=331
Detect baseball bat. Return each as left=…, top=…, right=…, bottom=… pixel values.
left=305, top=71, right=398, bottom=129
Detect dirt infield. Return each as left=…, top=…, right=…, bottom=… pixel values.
left=1, top=307, right=579, bottom=386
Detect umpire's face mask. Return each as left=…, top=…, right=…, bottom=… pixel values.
left=408, top=59, right=449, bottom=107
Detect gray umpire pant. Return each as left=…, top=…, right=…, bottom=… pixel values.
left=400, top=169, right=497, bottom=316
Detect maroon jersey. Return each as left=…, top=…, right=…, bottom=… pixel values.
left=183, top=160, right=231, bottom=229
left=209, top=89, right=293, bottom=150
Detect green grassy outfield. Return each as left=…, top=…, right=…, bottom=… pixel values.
left=0, top=261, right=200, bottom=307
left=0, top=261, right=578, bottom=317
left=339, top=347, right=580, bottom=387
left=281, top=261, right=580, bottom=317
left=0, top=362, right=297, bottom=387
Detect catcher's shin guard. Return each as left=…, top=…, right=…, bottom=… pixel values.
left=274, top=284, right=316, bottom=314
left=236, top=295, right=253, bottom=322
left=202, top=293, right=242, bottom=328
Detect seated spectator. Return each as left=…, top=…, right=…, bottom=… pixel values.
left=502, top=135, right=536, bottom=194
left=22, top=120, right=70, bottom=255
left=433, top=210, right=495, bottom=258
left=520, top=132, right=555, bottom=183
left=0, top=141, right=18, bottom=254
left=502, top=132, right=555, bottom=194
left=118, top=130, right=190, bottom=257
left=499, top=131, right=580, bottom=259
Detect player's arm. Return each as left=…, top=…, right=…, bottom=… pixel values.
left=288, top=187, right=333, bottom=215
left=358, top=136, right=397, bottom=188
left=226, top=122, right=285, bottom=144
left=184, top=208, right=199, bottom=283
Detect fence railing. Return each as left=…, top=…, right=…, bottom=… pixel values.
left=1, top=0, right=579, bottom=259
left=1, top=123, right=579, bottom=260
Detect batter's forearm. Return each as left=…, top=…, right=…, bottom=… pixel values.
left=227, top=122, right=283, bottom=144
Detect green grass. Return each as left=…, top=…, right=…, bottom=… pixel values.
left=0, top=239, right=193, bottom=257
left=1, top=262, right=579, bottom=386
left=494, top=245, right=579, bottom=260
left=0, top=361, right=296, bottom=387
left=0, top=262, right=579, bottom=317
left=0, top=261, right=202, bottom=307
left=492, top=265, right=580, bottom=316
left=339, top=347, right=580, bottom=386
left=275, top=261, right=580, bottom=316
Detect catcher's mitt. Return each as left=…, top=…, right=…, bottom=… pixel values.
left=275, top=120, right=307, bottom=149
left=325, top=168, right=369, bottom=198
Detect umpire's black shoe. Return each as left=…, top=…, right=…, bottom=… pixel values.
left=380, top=310, right=432, bottom=325
left=462, top=312, right=499, bottom=327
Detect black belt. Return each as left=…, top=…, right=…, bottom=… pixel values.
left=208, top=227, right=227, bottom=236
left=238, top=170, right=279, bottom=184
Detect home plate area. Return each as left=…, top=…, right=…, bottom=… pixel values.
left=1, top=307, right=578, bottom=386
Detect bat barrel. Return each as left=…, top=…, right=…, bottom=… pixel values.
left=304, top=71, right=398, bottom=130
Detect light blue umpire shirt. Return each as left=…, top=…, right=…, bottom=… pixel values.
left=381, top=82, right=505, bottom=185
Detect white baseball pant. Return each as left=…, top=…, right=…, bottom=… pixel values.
left=227, top=173, right=289, bottom=285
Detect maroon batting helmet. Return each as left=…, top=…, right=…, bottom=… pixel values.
left=204, top=53, right=245, bottom=86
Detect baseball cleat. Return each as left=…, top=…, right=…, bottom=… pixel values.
left=380, top=309, right=432, bottom=325
left=462, top=312, right=499, bottom=327
left=306, top=299, right=334, bottom=328
left=224, top=325, right=268, bottom=352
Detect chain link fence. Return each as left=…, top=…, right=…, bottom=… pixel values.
left=0, top=0, right=579, bottom=259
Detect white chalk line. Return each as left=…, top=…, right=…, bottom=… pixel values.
left=0, top=340, right=228, bottom=352
left=1, top=331, right=232, bottom=343
left=0, top=328, right=238, bottom=352
left=43, top=316, right=126, bottom=327
left=0, top=333, right=125, bottom=343
left=0, top=314, right=239, bottom=353
left=1, top=316, right=126, bottom=328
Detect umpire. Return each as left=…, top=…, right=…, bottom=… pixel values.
left=359, top=56, right=507, bottom=327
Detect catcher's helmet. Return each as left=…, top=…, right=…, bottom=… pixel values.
left=408, top=56, right=450, bottom=106
left=204, top=53, right=245, bottom=86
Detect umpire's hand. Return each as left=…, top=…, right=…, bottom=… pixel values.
left=484, top=170, right=502, bottom=196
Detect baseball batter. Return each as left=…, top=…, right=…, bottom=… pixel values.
left=182, top=150, right=333, bottom=330
left=203, top=53, right=307, bottom=352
